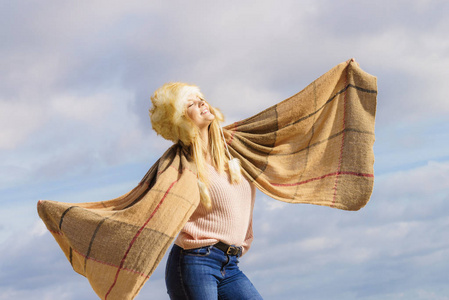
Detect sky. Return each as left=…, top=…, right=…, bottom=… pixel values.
left=1, top=0, right=449, bottom=299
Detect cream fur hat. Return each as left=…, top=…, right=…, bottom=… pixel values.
left=149, top=82, right=201, bottom=146
left=149, top=82, right=224, bottom=146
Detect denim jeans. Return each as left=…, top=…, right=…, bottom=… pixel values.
left=165, top=244, right=263, bottom=300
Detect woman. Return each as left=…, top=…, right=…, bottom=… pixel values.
left=149, top=82, right=263, bottom=299
left=37, top=60, right=376, bottom=300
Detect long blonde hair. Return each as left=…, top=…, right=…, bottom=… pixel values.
left=150, top=82, right=241, bottom=208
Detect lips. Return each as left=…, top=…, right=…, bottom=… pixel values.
left=201, top=109, right=209, bottom=115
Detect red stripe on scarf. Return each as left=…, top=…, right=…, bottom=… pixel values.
left=270, top=171, right=374, bottom=187
left=104, top=179, right=178, bottom=299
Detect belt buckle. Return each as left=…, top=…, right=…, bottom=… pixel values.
left=226, top=246, right=240, bottom=256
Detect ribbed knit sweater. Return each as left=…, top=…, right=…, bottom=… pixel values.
left=175, top=164, right=256, bottom=255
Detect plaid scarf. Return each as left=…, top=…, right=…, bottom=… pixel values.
left=37, top=61, right=377, bottom=299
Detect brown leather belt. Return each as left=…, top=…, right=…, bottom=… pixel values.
left=214, top=241, right=242, bottom=256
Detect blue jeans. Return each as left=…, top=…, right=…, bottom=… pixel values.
left=165, top=244, right=263, bottom=300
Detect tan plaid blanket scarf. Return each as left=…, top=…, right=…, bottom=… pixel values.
left=37, top=60, right=377, bottom=299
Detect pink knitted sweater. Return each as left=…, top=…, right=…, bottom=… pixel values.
left=175, top=164, right=256, bottom=255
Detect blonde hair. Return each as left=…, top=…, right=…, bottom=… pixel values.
left=150, top=82, right=240, bottom=208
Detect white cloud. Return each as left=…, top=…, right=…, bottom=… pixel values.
left=49, top=92, right=115, bottom=124
left=0, top=101, right=47, bottom=150
left=1, top=1, right=449, bottom=299
left=30, top=220, right=48, bottom=237
left=378, top=160, right=449, bottom=196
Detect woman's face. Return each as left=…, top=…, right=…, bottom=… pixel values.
left=185, top=94, right=215, bottom=129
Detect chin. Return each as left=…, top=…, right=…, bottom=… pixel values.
left=207, top=114, right=215, bottom=122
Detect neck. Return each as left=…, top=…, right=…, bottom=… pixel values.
left=199, top=126, right=211, bottom=163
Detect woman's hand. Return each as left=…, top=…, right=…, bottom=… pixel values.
left=346, top=58, right=359, bottom=66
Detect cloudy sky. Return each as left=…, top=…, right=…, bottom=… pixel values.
left=1, top=0, right=449, bottom=299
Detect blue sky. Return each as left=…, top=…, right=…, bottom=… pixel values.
left=1, top=1, right=449, bottom=299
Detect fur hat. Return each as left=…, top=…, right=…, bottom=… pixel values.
left=149, top=82, right=201, bottom=146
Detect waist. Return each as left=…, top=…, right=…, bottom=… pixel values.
left=213, top=241, right=242, bottom=256
left=179, top=241, right=242, bottom=257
